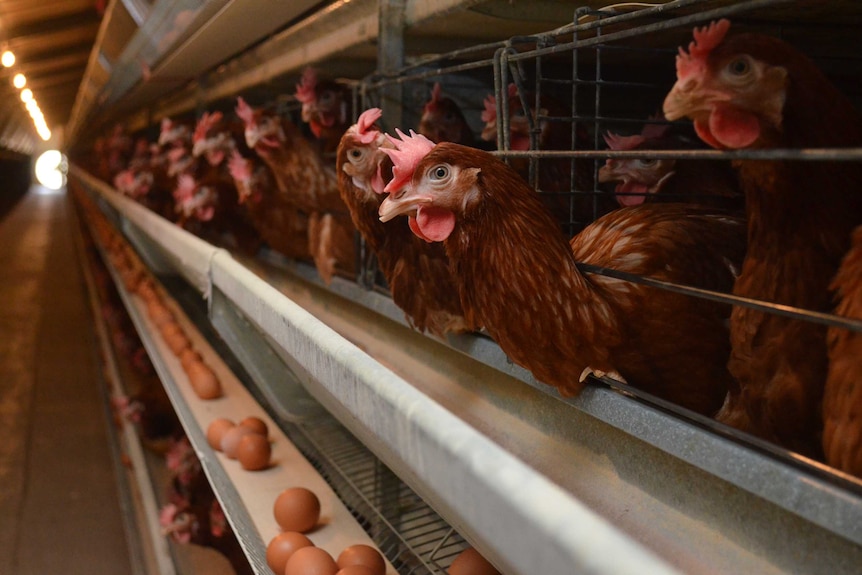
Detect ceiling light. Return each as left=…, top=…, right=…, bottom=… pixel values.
left=12, top=73, right=25, bottom=89
left=20, top=88, right=32, bottom=102
left=2, top=51, right=15, bottom=67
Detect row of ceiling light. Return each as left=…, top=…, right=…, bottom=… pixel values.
left=2, top=50, right=51, bottom=141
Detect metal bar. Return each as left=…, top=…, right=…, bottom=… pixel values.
left=491, top=148, right=862, bottom=161
left=577, top=263, right=862, bottom=334
left=379, top=0, right=407, bottom=131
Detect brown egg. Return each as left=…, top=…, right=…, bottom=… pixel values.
left=238, top=416, right=268, bottom=438
left=220, top=425, right=257, bottom=459
left=146, top=299, right=174, bottom=327
left=273, top=487, right=321, bottom=533
left=266, top=532, right=314, bottom=574
left=285, top=546, right=338, bottom=575
left=448, top=548, right=500, bottom=575
left=206, top=418, right=235, bottom=451
left=180, top=348, right=202, bottom=370
left=335, top=567, right=376, bottom=575
left=337, top=544, right=385, bottom=575
left=237, top=432, right=271, bottom=471
left=160, top=321, right=190, bottom=355
left=137, top=280, right=159, bottom=302
left=185, top=360, right=222, bottom=399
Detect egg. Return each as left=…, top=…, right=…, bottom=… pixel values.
left=337, top=544, right=385, bottom=575
left=179, top=348, right=202, bottom=370
left=146, top=299, right=175, bottom=327
left=160, top=321, right=190, bottom=355
left=273, top=487, right=321, bottom=533
left=266, top=532, right=314, bottom=574
left=237, top=432, right=271, bottom=471
left=335, top=566, right=377, bottom=575
left=285, top=546, right=338, bottom=575
left=185, top=360, right=222, bottom=399
left=220, top=425, right=256, bottom=459
left=238, top=416, right=268, bottom=438
left=448, top=547, right=500, bottom=575
left=206, top=418, right=235, bottom=451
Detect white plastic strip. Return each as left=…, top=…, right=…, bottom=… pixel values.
left=210, top=252, right=681, bottom=575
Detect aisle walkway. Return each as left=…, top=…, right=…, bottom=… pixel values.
left=0, top=186, right=133, bottom=574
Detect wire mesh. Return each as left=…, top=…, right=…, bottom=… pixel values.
left=353, top=0, right=862, bottom=335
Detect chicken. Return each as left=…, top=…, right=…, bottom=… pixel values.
left=378, top=133, right=746, bottom=414
left=337, top=108, right=472, bottom=337
left=823, top=228, right=862, bottom=476
left=295, top=67, right=352, bottom=154
left=228, top=150, right=312, bottom=261
left=663, top=19, right=862, bottom=457
left=418, top=82, right=476, bottom=146
left=480, top=83, right=607, bottom=232
left=599, top=119, right=744, bottom=211
left=190, top=111, right=262, bottom=254
left=236, top=96, right=355, bottom=284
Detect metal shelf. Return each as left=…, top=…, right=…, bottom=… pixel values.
left=71, top=164, right=862, bottom=575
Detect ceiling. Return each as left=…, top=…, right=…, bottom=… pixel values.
left=0, top=0, right=103, bottom=141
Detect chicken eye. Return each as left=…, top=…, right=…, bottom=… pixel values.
left=727, top=57, right=750, bottom=76
left=636, top=158, right=658, bottom=167
left=429, top=165, right=450, bottom=181
left=348, top=148, right=364, bottom=160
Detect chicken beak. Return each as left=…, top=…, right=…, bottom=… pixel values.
left=663, top=79, right=728, bottom=122
left=245, top=126, right=261, bottom=149
left=597, top=162, right=618, bottom=184
left=378, top=188, right=433, bottom=223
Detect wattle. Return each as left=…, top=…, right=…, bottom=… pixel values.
left=615, top=181, right=648, bottom=206
left=696, top=104, right=762, bottom=150
left=413, top=206, right=456, bottom=242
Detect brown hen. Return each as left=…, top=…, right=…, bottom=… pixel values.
left=337, top=109, right=472, bottom=337
left=418, top=82, right=476, bottom=146
left=236, top=97, right=355, bottom=284
left=379, top=135, right=745, bottom=414
left=663, top=19, right=862, bottom=457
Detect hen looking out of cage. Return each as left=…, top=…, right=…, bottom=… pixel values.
left=337, top=109, right=473, bottom=338
left=418, top=82, right=477, bottom=147
left=295, top=67, right=353, bottom=155
left=663, top=19, right=862, bottom=461
left=378, top=131, right=746, bottom=415
left=598, top=119, right=744, bottom=212
left=236, top=97, right=355, bottom=285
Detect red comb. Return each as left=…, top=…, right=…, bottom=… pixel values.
left=424, top=82, right=442, bottom=114
left=603, top=132, right=646, bottom=151
left=235, top=97, right=255, bottom=124
left=295, top=67, right=318, bottom=104
left=676, top=19, right=731, bottom=81
left=356, top=108, right=382, bottom=144
left=381, top=129, right=436, bottom=194
left=193, top=111, right=223, bottom=142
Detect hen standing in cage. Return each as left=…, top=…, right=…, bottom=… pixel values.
left=379, top=132, right=746, bottom=415
left=236, top=97, right=356, bottom=285
left=418, top=82, right=477, bottom=147
left=295, top=67, right=353, bottom=155
left=663, top=19, right=862, bottom=462
left=337, top=109, right=474, bottom=337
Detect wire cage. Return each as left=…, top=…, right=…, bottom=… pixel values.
left=347, top=0, right=862, bottom=478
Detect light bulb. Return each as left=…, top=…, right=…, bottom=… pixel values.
left=12, top=73, right=25, bottom=89
left=2, top=51, right=15, bottom=67
left=20, top=88, right=32, bottom=102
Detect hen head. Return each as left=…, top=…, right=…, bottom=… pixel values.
left=418, top=83, right=472, bottom=145
left=192, top=111, right=234, bottom=166
left=295, top=67, right=348, bottom=138
left=236, top=97, right=284, bottom=154
left=337, top=108, right=391, bottom=200
left=379, top=132, right=485, bottom=243
left=663, top=19, right=788, bottom=149
left=480, top=83, right=532, bottom=149
left=598, top=123, right=676, bottom=206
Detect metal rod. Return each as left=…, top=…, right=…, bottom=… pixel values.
left=577, top=263, right=862, bottom=334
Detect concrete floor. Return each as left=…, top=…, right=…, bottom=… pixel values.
left=0, top=185, right=133, bottom=574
